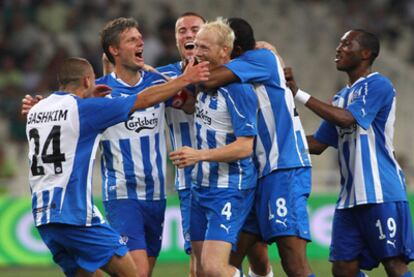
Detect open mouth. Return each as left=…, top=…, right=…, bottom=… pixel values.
left=135, top=51, right=143, bottom=59
left=184, top=42, right=195, bottom=50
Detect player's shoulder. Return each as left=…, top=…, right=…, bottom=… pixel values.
left=95, top=74, right=113, bottom=85
left=141, top=70, right=167, bottom=85
left=221, top=82, right=255, bottom=96
left=156, top=61, right=182, bottom=77
left=367, top=72, right=393, bottom=87
left=361, top=72, right=395, bottom=98
left=241, top=48, right=274, bottom=60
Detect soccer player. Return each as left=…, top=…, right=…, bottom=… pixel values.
left=202, top=18, right=314, bottom=277
left=96, top=17, right=205, bottom=277
left=169, top=19, right=258, bottom=277
left=155, top=12, right=205, bottom=277
left=285, top=29, right=414, bottom=277
left=25, top=57, right=208, bottom=277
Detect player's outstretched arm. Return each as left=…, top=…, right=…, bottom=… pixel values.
left=284, top=67, right=355, bottom=128
left=170, top=136, right=254, bottom=168
left=131, top=59, right=209, bottom=111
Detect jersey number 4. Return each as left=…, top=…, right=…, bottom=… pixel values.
left=29, top=125, right=66, bottom=176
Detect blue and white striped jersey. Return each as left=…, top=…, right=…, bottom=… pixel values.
left=157, top=62, right=196, bottom=191
left=193, top=82, right=258, bottom=190
left=225, top=49, right=311, bottom=177
left=26, top=92, right=135, bottom=226
left=314, top=72, right=407, bottom=209
left=96, top=72, right=168, bottom=201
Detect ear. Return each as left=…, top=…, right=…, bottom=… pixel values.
left=221, top=46, right=231, bottom=59
left=231, top=45, right=243, bottom=58
left=109, top=45, right=119, bottom=59
left=360, top=49, right=372, bottom=61
left=83, top=75, right=91, bottom=89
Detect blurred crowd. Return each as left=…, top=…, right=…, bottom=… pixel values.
left=1, top=0, right=413, bottom=193
left=331, top=0, right=414, bottom=56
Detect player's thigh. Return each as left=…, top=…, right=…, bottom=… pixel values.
left=246, top=241, right=270, bottom=274
left=38, top=223, right=129, bottom=276
left=37, top=225, right=78, bottom=276
left=101, top=251, right=137, bottom=277
left=230, top=231, right=261, bottom=268
left=178, top=188, right=192, bottom=254
left=256, top=167, right=312, bottom=242
left=274, top=236, right=308, bottom=261
left=190, top=187, right=208, bottom=242
left=202, top=187, right=255, bottom=246
left=201, top=240, right=233, bottom=268
left=142, top=199, right=166, bottom=257
left=104, top=199, right=146, bottom=250
left=330, top=208, right=365, bottom=264
left=359, top=202, right=414, bottom=269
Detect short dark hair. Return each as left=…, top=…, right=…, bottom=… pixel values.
left=177, top=12, right=206, bottom=23
left=228, top=18, right=256, bottom=52
left=354, top=29, right=380, bottom=65
left=100, top=17, right=139, bottom=64
left=57, top=57, right=92, bottom=86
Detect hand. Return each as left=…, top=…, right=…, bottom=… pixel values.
left=21, top=94, right=43, bottom=116
left=284, top=67, right=298, bottom=95
left=182, top=57, right=209, bottom=84
left=92, top=84, right=112, bottom=98
left=143, top=64, right=158, bottom=73
left=169, top=146, right=203, bottom=168
left=255, top=41, right=277, bottom=53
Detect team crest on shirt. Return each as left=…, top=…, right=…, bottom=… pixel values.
left=125, top=113, right=158, bottom=133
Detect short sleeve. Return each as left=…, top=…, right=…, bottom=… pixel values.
left=223, top=83, right=257, bottom=137
left=225, top=49, right=277, bottom=83
left=314, top=120, right=338, bottom=148
left=346, top=78, right=394, bottom=130
left=77, top=95, right=136, bottom=131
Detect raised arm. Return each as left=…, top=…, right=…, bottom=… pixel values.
left=169, top=136, right=254, bottom=168
left=284, top=67, right=356, bottom=128
left=131, top=60, right=209, bottom=111
left=200, top=66, right=239, bottom=89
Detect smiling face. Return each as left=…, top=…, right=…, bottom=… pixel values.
left=175, top=15, right=204, bottom=60
left=110, top=27, right=144, bottom=71
left=335, top=30, right=364, bottom=72
left=195, top=29, right=227, bottom=69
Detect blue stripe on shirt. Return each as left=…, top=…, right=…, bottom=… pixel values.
left=226, top=134, right=239, bottom=188
left=120, top=139, right=138, bottom=199
left=41, top=190, right=50, bottom=225
left=155, top=133, right=165, bottom=199
left=207, top=129, right=218, bottom=187
left=101, top=141, right=117, bottom=200
left=360, top=134, right=375, bottom=202
left=141, top=136, right=154, bottom=199
left=180, top=122, right=194, bottom=188
left=195, top=123, right=204, bottom=186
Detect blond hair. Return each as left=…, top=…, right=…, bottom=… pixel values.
left=198, top=17, right=234, bottom=52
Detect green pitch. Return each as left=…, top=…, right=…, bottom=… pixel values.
left=1, top=261, right=413, bottom=276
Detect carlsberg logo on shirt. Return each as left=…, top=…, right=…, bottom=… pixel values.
left=125, top=114, right=158, bottom=133
left=195, top=108, right=212, bottom=125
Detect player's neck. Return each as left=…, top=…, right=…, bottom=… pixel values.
left=114, top=65, right=142, bottom=86
left=347, top=66, right=371, bottom=86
